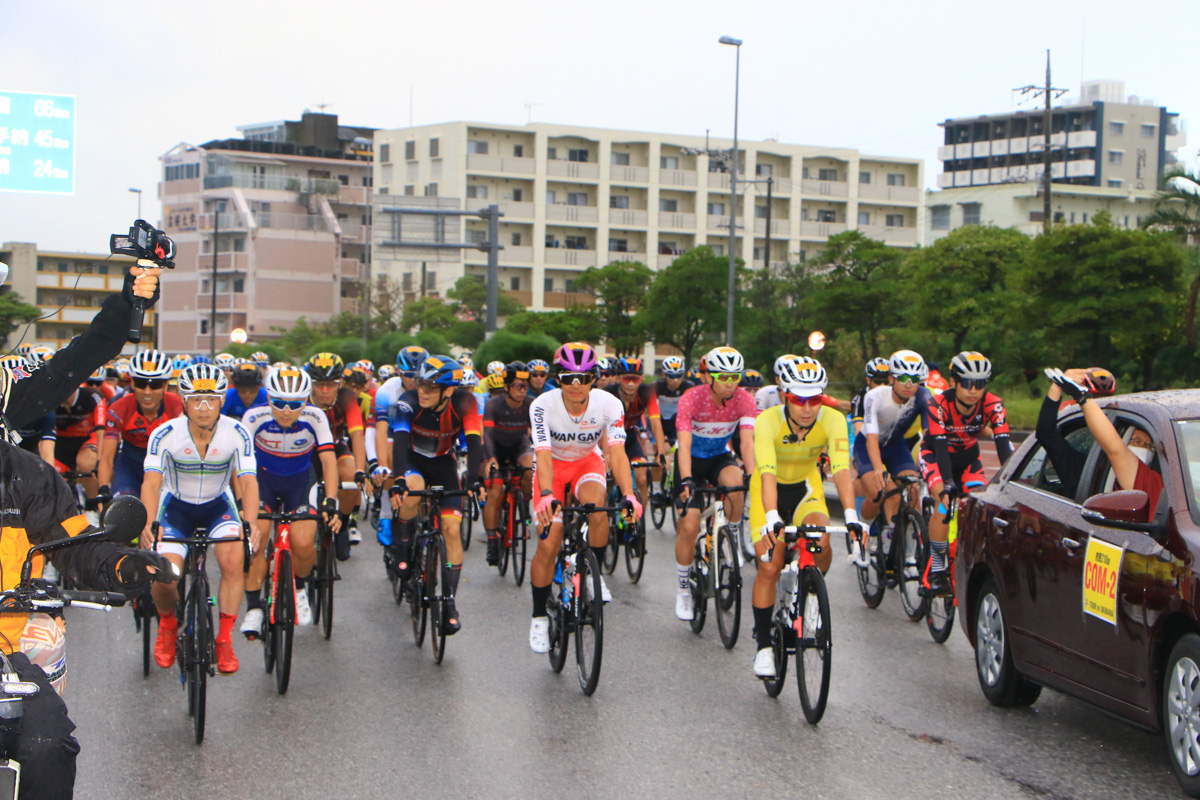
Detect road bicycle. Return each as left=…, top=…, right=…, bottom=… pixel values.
left=307, top=483, right=355, bottom=641
left=544, top=499, right=627, bottom=696
left=491, top=464, right=533, bottom=586
left=649, top=446, right=676, bottom=531
left=760, top=523, right=844, bottom=724
left=601, top=463, right=653, bottom=583
left=152, top=520, right=250, bottom=744
left=258, top=506, right=324, bottom=695
left=457, top=450, right=479, bottom=552
left=918, top=490, right=961, bottom=644
left=405, top=486, right=471, bottom=665
left=857, top=474, right=926, bottom=622
left=685, top=484, right=744, bottom=649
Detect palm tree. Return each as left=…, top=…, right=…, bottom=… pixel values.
left=1144, top=167, right=1200, bottom=346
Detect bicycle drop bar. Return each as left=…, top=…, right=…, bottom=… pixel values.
left=761, top=524, right=849, bottom=561
left=258, top=512, right=323, bottom=523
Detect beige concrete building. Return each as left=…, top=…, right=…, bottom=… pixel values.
left=370, top=122, right=924, bottom=310
left=0, top=242, right=146, bottom=353
left=157, top=112, right=375, bottom=353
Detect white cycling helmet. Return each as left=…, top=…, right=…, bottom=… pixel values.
left=178, top=363, right=229, bottom=396
left=889, top=350, right=928, bottom=381
left=705, top=346, right=744, bottom=375
left=0, top=355, right=27, bottom=373
left=773, top=353, right=801, bottom=379
left=129, top=350, right=173, bottom=380
left=661, top=356, right=686, bottom=378
left=265, top=366, right=311, bottom=401
left=214, top=353, right=235, bottom=369
left=486, top=360, right=505, bottom=377
left=460, top=368, right=479, bottom=388
left=950, top=351, right=992, bottom=382
left=378, top=364, right=396, bottom=380
left=777, top=356, right=828, bottom=397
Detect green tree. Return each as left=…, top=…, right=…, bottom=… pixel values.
left=446, top=276, right=522, bottom=322
left=737, top=263, right=816, bottom=373
left=635, top=246, right=744, bottom=366
left=447, top=320, right=485, bottom=349
left=472, top=329, right=559, bottom=367
left=371, top=274, right=406, bottom=333
left=1143, top=167, right=1200, bottom=347
left=0, top=291, right=43, bottom=347
left=505, top=308, right=603, bottom=343
left=575, top=260, right=652, bottom=354
left=400, top=296, right=457, bottom=333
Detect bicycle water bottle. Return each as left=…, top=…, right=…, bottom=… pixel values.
left=779, top=564, right=797, bottom=597
left=377, top=516, right=393, bottom=546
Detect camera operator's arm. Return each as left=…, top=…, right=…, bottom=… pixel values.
left=8, top=261, right=161, bottom=430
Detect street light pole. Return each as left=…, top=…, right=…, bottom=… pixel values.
left=128, top=187, right=142, bottom=220
left=719, top=35, right=742, bottom=347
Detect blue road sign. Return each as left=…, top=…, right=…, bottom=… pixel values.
left=0, top=90, right=77, bottom=195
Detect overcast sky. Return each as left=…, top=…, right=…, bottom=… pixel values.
left=2, top=0, right=1197, bottom=253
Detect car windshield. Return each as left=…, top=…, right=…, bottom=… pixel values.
left=1175, top=419, right=1200, bottom=514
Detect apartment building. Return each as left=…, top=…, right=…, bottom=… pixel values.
left=370, top=122, right=924, bottom=310
left=157, top=111, right=375, bottom=353
left=0, top=242, right=145, bottom=353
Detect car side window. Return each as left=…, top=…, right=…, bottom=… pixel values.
left=1085, top=422, right=1159, bottom=501
left=1014, top=420, right=1094, bottom=499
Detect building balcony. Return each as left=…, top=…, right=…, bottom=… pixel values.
left=801, top=179, right=849, bottom=198
left=658, top=168, right=698, bottom=187
left=707, top=214, right=737, bottom=231
left=606, top=250, right=647, bottom=264
left=547, top=160, right=600, bottom=181
left=194, top=293, right=248, bottom=311
left=800, top=221, right=847, bottom=238
left=752, top=259, right=790, bottom=271
left=340, top=258, right=362, bottom=279
left=658, top=212, right=696, bottom=230
left=466, top=245, right=534, bottom=264
left=40, top=305, right=155, bottom=325
left=193, top=253, right=250, bottom=271
left=859, top=225, right=918, bottom=245
left=338, top=220, right=368, bottom=242
left=610, top=165, right=650, bottom=183
left=608, top=209, right=648, bottom=227
left=765, top=176, right=794, bottom=194
left=544, top=248, right=597, bottom=267
left=37, top=272, right=126, bottom=292
left=496, top=200, right=535, bottom=219
left=202, top=174, right=341, bottom=194
left=753, top=219, right=790, bottom=236
left=337, top=185, right=371, bottom=206
left=466, top=154, right=536, bottom=175
left=857, top=184, right=920, bottom=204
left=546, top=205, right=599, bottom=224
left=657, top=252, right=684, bottom=268
left=544, top=291, right=595, bottom=309
left=506, top=290, right=533, bottom=307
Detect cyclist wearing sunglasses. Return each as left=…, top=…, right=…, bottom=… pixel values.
left=386, top=355, right=483, bottom=635
left=605, top=356, right=668, bottom=508
left=596, top=356, right=616, bottom=390
left=920, top=351, right=1011, bottom=596
left=141, top=364, right=260, bottom=675
left=481, top=362, right=536, bottom=566
left=749, top=356, right=861, bottom=677
left=51, top=381, right=106, bottom=505
left=243, top=367, right=342, bottom=630
left=527, top=359, right=555, bottom=398
left=673, top=346, right=758, bottom=620
left=223, top=360, right=268, bottom=419
left=849, top=358, right=891, bottom=439
left=853, top=349, right=933, bottom=540
left=98, top=350, right=183, bottom=504
left=306, top=353, right=368, bottom=557
left=371, top=347, right=428, bottom=491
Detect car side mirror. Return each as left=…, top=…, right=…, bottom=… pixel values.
left=1081, top=490, right=1162, bottom=536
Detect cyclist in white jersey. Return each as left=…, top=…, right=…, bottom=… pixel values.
left=526, top=342, right=642, bottom=653
left=140, top=364, right=260, bottom=675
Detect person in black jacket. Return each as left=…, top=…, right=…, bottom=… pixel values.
left=1036, top=367, right=1118, bottom=499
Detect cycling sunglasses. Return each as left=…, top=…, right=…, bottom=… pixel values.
left=133, top=378, right=168, bottom=390
left=711, top=373, right=741, bottom=384
left=619, top=375, right=642, bottom=383
left=959, top=378, right=988, bottom=391
left=894, top=375, right=921, bottom=385
left=270, top=398, right=306, bottom=411
left=786, top=393, right=824, bottom=407
left=558, top=372, right=595, bottom=386
left=509, top=381, right=529, bottom=390
left=186, top=394, right=223, bottom=410
left=416, top=380, right=446, bottom=392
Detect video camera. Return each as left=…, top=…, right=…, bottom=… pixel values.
left=109, top=219, right=175, bottom=344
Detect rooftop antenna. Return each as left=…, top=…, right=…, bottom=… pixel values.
left=313, top=102, right=332, bottom=113
left=524, top=103, right=541, bottom=124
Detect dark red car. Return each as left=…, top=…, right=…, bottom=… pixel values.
left=956, top=390, right=1200, bottom=796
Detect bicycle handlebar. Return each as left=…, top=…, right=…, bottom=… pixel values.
left=404, top=487, right=473, bottom=498
left=258, top=511, right=322, bottom=523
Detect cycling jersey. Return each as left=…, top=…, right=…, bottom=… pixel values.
left=860, top=385, right=931, bottom=449
left=15, top=412, right=55, bottom=453
left=222, top=386, right=268, bottom=419
left=317, top=387, right=365, bottom=442
left=144, top=416, right=257, bottom=504
left=675, top=384, right=758, bottom=460
left=652, top=378, right=697, bottom=421
left=604, top=383, right=660, bottom=431
left=849, top=387, right=868, bottom=425
left=373, top=376, right=406, bottom=428
left=242, top=405, right=335, bottom=477
left=387, top=389, right=481, bottom=461
left=527, top=378, right=557, bottom=399
left=530, top=388, right=626, bottom=462
left=55, top=389, right=105, bottom=439
left=927, top=389, right=1010, bottom=453
left=482, top=394, right=533, bottom=458
left=754, top=404, right=850, bottom=484
left=104, top=392, right=184, bottom=450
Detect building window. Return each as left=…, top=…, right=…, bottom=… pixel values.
left=429, top=138, right=439, bottom=157
left=931, top=205, right=950, bottom=230
left=816, top=210, right=836, bottom=222
left=753, top=246, right=766, bottom=261
left=545, top=234, right=559, bottom=248
left=565, top=279, right=578, bottom=292
left=962, top=203, right=981, bottom=226
left=547, top=147, right=557, bottom=160
left=1028, top=211, right=1044, bottom=223
left=58, top=262, right=69, bottom=272
left=1109, top=121, right=1124, bottom=136
left=511, top=188, right=523, bottom=202
left=510, top=276, right=521, bottom=291
left=546, top=190, right=558, bottom=205
left=1141, top=123, right=1156, bottom=138
left=466, top=140, right=488, bottom=155
left=545, top=278, right=554, bottom=293
left=659, top=198, right=677, bottom=213
left=426, top=271, right=437, bottom=290
left=466, top=229, right=487, bottom=245
left=232, top=237, right=245, bottom=252
left=818, top=168, right=838, bottom=181
left=378, top=187, right=388, bottom=195
left=565, top=235, right=588, bottom=250
left=1107, top=179, right=1123, bottom=188
left=660, top=240, right=678, bottom=254
left=857, top=211, right=871, bottom=225
left=402, top=273, right=413, bottom=291
left=513, top=144, right=524, bottom=157
left=886, top=173, right=906, bottom=187
left=756, top=163, right=773, bottom=177
left=405, top=141, right=416, bottom=160
left=200, top=319, right=208, bottom=334
left=885, top=214, right=904, bottom=227
left=610, top=195, right=629, bottom=209
left=568, top=149, right=589, bottom=163
left=710, top=244, right=724, bottom=257
left=424, top=183, right=438, bottom=197
left=1108, top=150, right=1123, bottom=165
left=466, top=185, right=488, bottom=199
left=511, top=232, right=522, bottom=246
left=567, top=192, right=588, bottom=206
left=859, top=171, right=871, bottom=184
left=609, top=238, right=628, bottom=253
left=660, top=155, right=679, bottom=170
left=707, top=202, right=726, bottom=216
left=233, top=278, right=244, bottom=292
left=611, top=152, right=630, bottom=166
left=755, top=205, right=769, bottom=219
left=404, top=185, right=415, bottom=196
left=1083, top=213, right=1088, bottom=223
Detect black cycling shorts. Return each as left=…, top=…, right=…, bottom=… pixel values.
left=676, top=450, right=740, bottom=511
left=404, top=452, right=463, bottom=517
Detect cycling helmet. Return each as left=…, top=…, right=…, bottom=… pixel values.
left=528, top=359, right=550, bottom=376
left=265, top=366, right=311, bottom=401
left=170, top=355, right=191, bottom=379
left=15, top=345, right=31, bottom=357
left=178, top=363, right=229, bottom=396
left=88, top=367, right=108, bottom=383
left=0, top=356, right=28, bottom=373
left=0, top=367, right=16, bottom=416
left=1083, top=367, right=1117, bottom=397
left=271, top=361, right=290, bottom=371
left=949, top=351, right=992, bottom=382
left=356, top=359, right=375, bottom=375
left=705, top=346, right=745, bottom=374
left=777, top=356, right=828, bottom=397
left=191, top=355, right=212, bottom=366
left=865, top=357, right=890, bottom=383
left=505, top=361, right=531, bottom=385
left=343, top=366, right=369, bottom=387
left=231, top=361, right=263, bottom=387
left=615, top=356, right=643, bottom=376
left=305, top=352, right=345, bottom=382
left=484, top=373, right=506, bottom=391
left=486, top=360, right=506, bottom=378
left=697, top=356, right=708, bottom=373
left=129, top=350, right=173, bottom=380
left=889, top=350, right=928, bottom=381
left=773, top=353, right=801, bottom=379
left=457, top=354, right=475, bottom=369
left=417, top=355, right=465, bottom=387
left=396, top=346, right=430, bottom=376
left=251, top=351, right=271, bottom=367
left=377, top=364, right=396, bottom=380
left=27, top=345, right=54, bottom=365
left=741, top=369, right=764, bottom=389
left=214, top=353, right=234, bottom=368
left=553, top=342, right=599, bottom=374
left=460, top=368, right=479, bottom=388
left=112, top=361, right=131, bottom=379
left=597, top=356, right=614, bottom=375
left=661, top=356, right=686, bottom=378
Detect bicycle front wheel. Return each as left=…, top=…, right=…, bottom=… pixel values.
left=689, top=532, right=708, bottom=635
left=548, top=575, right=568, bottom=674
left=461, top=493, right=474, bottom=551
left=320, top=533, right=336, bottom=641
left=274, top=551, right=295, bottom=695
left=498, top=499, right=511, bottom=577
left=715, top=526, right=741, bottom=649
left=601, top=515, right=619, bottom=574
left=650, top=496, right=666, bottom=530
left=762, top=620, right=789, bottom=698
left=191, top=574, right=212, bottom=745
left=624, top=510, right=646, bottom=583
left=897, top=508, right=928, bottom=622
left=410, top=544, right=427, bottom=647
left=796, top=567, right=832, bottom=724
left=575, top=547, right=604, bottom=696
left=512, top=507, right=527, bottom=587
left=429, top=535, right=448, bottom=665
left=857, top=522, right=886, bottom=609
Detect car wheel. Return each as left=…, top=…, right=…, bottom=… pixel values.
left=1163, top=634, right=1200, bottom=797
left=973, top=577, right=1041, bottom=707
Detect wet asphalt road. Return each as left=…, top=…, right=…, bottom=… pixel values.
left=62, top=507, right=1181, bottom=800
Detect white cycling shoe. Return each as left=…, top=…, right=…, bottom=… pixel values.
left=675, top=589, right=694, bottom=621
left=294, top=587, right=313, bottom=626
left=529, top=617, right=550, bottom=653
left=241, top=607, right=264, bottom=640
left=753, top=647, right=777, bottom=678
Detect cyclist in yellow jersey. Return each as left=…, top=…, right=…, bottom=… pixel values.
left=749, top=356, right=862, bottom=679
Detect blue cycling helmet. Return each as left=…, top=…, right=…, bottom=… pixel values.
left=191, top=354, right=212, bottom=365
left=396, top=345, right=430, bottom=376
left=417, top=355, right=465, bottom=387
left=528, top=359, right=550, bottom=375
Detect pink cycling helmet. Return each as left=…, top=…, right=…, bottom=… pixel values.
left=553, top=342, right=599, bottom=373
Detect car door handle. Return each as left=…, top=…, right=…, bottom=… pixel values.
left=1062, top=537, right=1082, bottom=550
left=992, top=518, right=1009, bottom=530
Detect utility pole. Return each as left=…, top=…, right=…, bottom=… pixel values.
left=1015, top=50, right=1068, bottom=235
left=210, top=207, right=219, bottom=359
